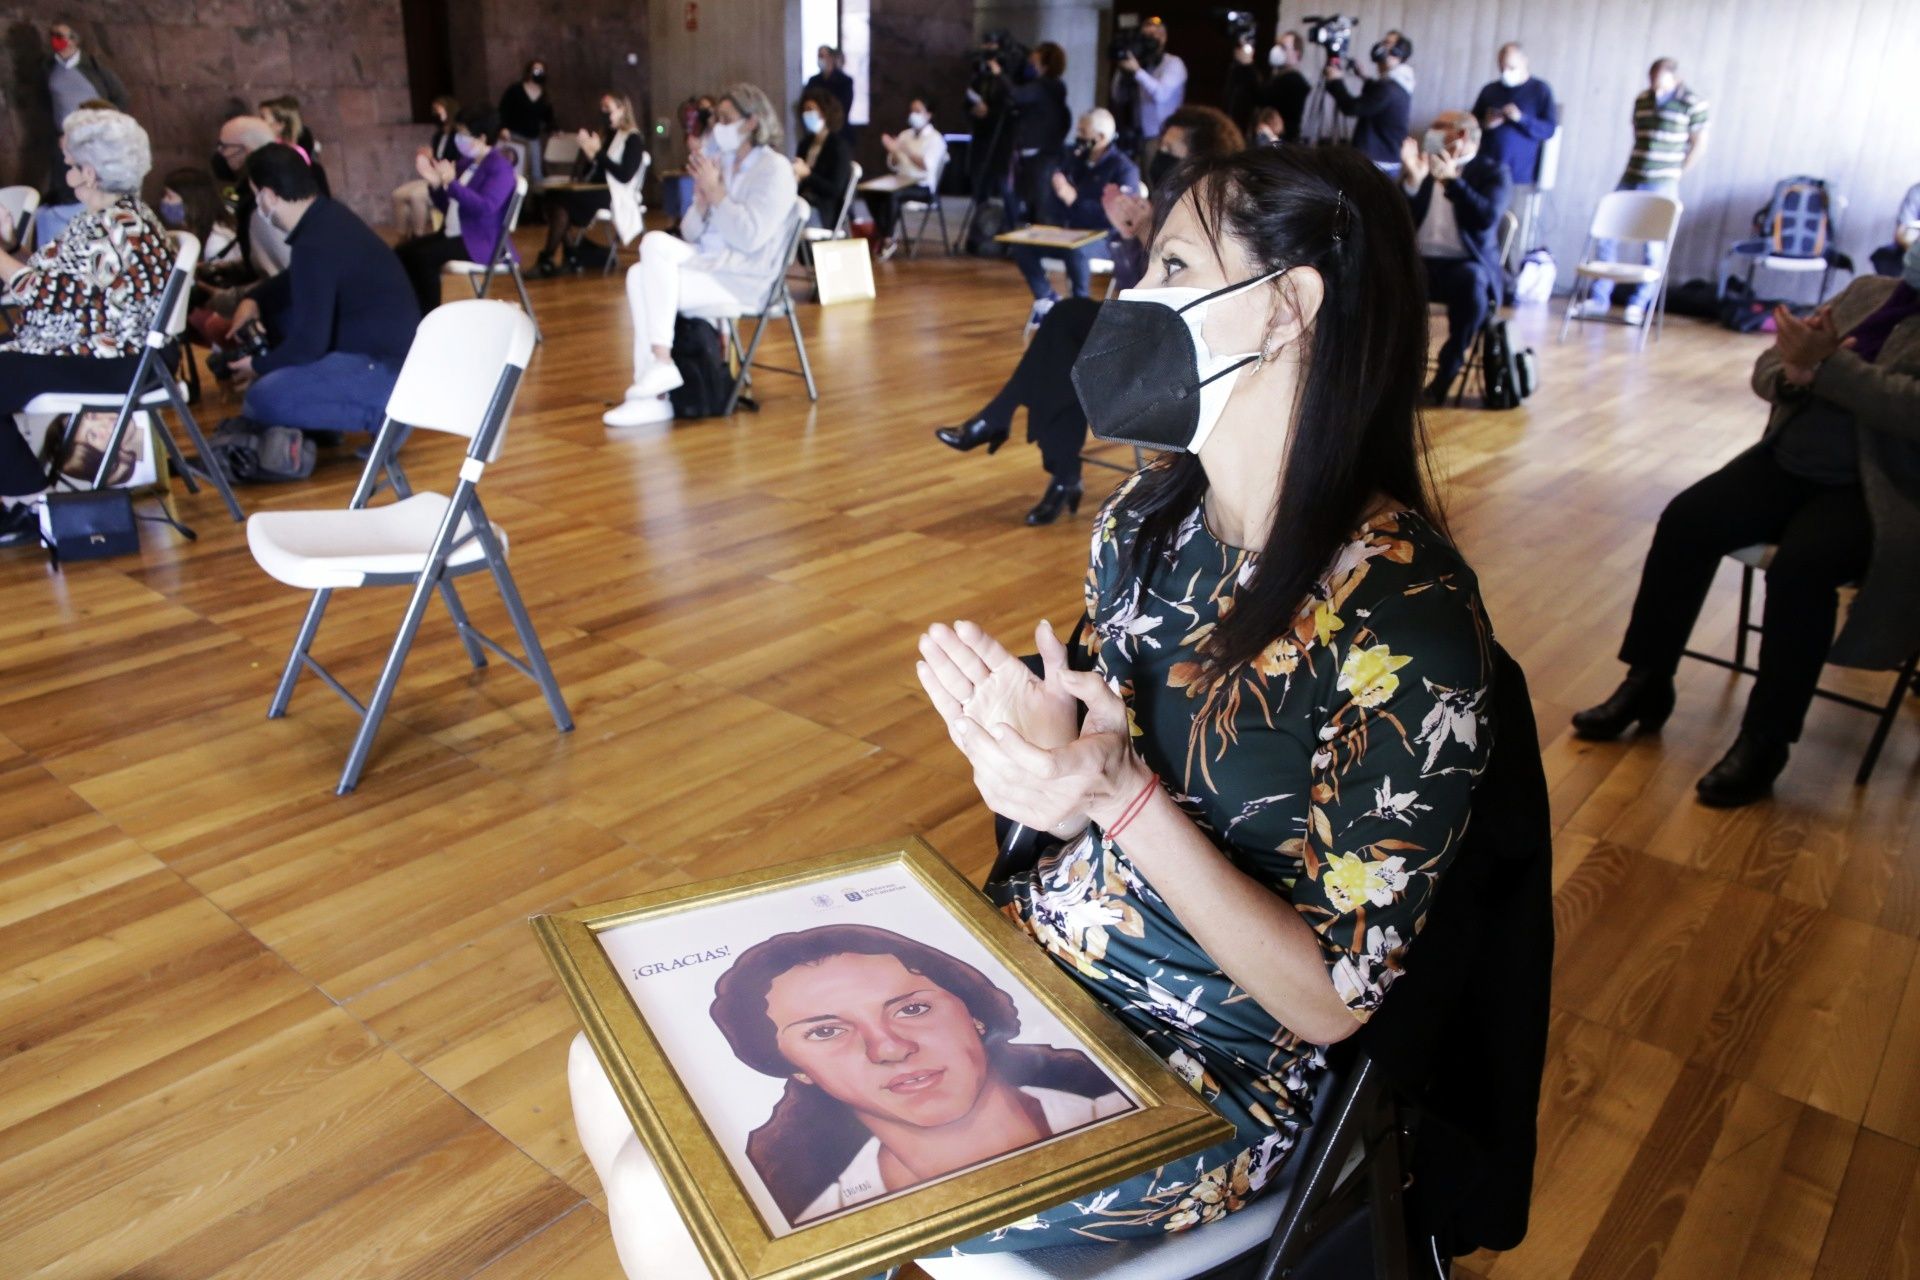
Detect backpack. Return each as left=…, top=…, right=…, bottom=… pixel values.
left=207, top=417, right=317, bottom=483
left=666, top=315, right=735, bottom=419
left=1716, top=275, right=1781, bottom=333
left=1749, top=176, right=1834, bottom=260
left=1480, top=318, right=1534, bottom=410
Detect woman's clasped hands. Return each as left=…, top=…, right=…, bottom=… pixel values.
left=915, top=620, right=1151, bottom=841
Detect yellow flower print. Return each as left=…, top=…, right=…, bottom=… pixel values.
left=1311, top=601, right=1344, bottom=647
left=1320, top=851, right=1411, bottom=912
left=1337, top=643, right=1411, bottom=708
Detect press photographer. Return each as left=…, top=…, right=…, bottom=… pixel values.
left=965, top=32, right=1021, bottom=234
left=1108, top=18, right=1186, bottom=171
left=1323, top=26, right=1415, bottom=174
left=1226, top=23, right=1312, bottom=142
left=222, top=144, right=421, bottom=444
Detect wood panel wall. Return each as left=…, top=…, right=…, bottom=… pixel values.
left=1140, top=0, right=1920, bottom=290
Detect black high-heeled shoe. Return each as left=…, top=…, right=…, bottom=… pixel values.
left=1570, top=669, right=1676, bottom=741
left=1025, top=480, right=1083, bottom=526
left=934, top=419, right=1009, bottom=454
left=532, top=258, right=565, bottom=279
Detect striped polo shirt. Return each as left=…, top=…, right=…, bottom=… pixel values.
left=1624, top=86, right=1709, bottom=183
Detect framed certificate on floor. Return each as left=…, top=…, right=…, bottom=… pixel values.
left=532, top=837, right=1230, bottom=1280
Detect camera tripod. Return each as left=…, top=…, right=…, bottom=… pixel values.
left=952, top=107, right=1011, bottom=255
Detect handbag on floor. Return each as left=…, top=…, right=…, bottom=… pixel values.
left=1480, top=319, right=1535, bottom=410
left=39, top=489, right=139, bottom=564
left=667, top=316, right=733, bottom=419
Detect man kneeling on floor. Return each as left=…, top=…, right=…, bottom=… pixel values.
left=224, top=144, right=421, bottom=446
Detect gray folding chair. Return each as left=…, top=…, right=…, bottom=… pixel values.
left=247, top=300, right=572, bottom=794
left=444, top=175, right=543, bottom=343
left=27, top=231, right=245, bottom=522
left=681, top=198, right=818, bottom=415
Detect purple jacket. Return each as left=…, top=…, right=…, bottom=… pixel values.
left=432, top=147, right=519, bottom=263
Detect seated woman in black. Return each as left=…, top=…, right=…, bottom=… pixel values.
left=910, top=142, right=1497, bottom=1252
left=791, top=88, right=854, bottom=229
left=533, top=93, right=645, bottom=276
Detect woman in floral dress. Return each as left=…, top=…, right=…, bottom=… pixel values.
left=915, top=144, right=1494, bottom=1253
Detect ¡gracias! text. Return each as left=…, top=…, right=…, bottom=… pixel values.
left=631, top=946, right=732, bottom=979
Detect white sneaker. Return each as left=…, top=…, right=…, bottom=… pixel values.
left=629, top=360, right=684, bottom=400
left=1024, top=296, right=1058, bottom=343
left=1624, top=304, right=1648, bottom=327
left=602, top=396, right=675, bottom=427
left=1567, top=299, right=1593, bottom=320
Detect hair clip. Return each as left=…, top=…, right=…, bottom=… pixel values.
left=1331, top=189, right=1350, bottom=243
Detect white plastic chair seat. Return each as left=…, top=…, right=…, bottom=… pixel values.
left=24, top=383, right=184, bottom=415
left=247, top=492, right=505, bottom=590
left=444, top=260, right=492, bottom=276
left=1754, top=255, right=1830, bottom=272
left=1574, top=261, right=1663, bottom=284
left=801, top=226, right=839, bottom=242
left=1730, top=543, right=1776, bottom=571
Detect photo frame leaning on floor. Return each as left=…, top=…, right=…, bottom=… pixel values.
left=531, top=837, right=1232, bottom=1280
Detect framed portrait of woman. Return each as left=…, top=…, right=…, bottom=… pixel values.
left=531, top=837, right=1232, bottom=1280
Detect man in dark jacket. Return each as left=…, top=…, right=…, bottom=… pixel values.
left=1402, top=110, right=1512, bottom=401
left=1008, top=109, right=1139, bottom=319
left=803, top=46, right=855, bottom=120
left=224, top=146, right=422, bottom=442
left=37, top=20, right=129, bottom=243
left=1324, top=30, right=1414, bottom=173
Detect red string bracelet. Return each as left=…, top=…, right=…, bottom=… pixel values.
left=1103, top=774, right=1160, bottom=842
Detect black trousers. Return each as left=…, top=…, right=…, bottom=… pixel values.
left=393, top=233, right=467, bottom=314
left=1619, top=446, right=1873, bottom=741
left=1004, top=296, right=1103, bottom=485
left=0, top=351, right=147, bottom=495
left=1424, top=257, right=1493, bottom=390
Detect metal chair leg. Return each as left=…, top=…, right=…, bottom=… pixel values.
left=269, top=588, right=333, bottom=717
left=162, top=376, right=244, bottom=521
left=438, top=579, right=489, bottom=669
left=1734, top=565, right=1755, bottom=669
left=472, top=517, right=573, bottom=733
left=785, top=297, right=817, bottom=401
left=337, top=564, right=442, bottom=794
left=510, top=265, right=544, bottom=344
left=1857, top=651, right=1919, bottom=787
left=726, top=317, right=772, bottom=417
left=936, top=199, right=953, bottom=256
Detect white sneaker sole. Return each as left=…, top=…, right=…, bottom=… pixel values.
left=602, top=397, right=675, bottom=427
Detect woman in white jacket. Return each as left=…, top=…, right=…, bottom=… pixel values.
left=604, top=82, right=799, bottom=427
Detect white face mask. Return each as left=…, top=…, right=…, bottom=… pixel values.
left=711, top=120, right=744, bottom=151
left=1500, top=66, right=1526, bottom=87
left=1268, top=45, right=1286, bottom=68
left=1106, top=268, right=1285, bottom=455
left=907, top=110, right=930, bottom=130
left=802, top=111, right=824, bottom=134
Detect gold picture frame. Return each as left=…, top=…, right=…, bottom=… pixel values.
left=531, top=837, right=1232, bottom=1280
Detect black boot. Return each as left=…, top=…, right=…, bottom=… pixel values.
left=1571, top=669, right=1677, bottom=741
left=1696, top=731, right=1790, bottom=808
left=1025, top=480, right=1083, bottom=526
left=934, top=418, right=1009, bottom=454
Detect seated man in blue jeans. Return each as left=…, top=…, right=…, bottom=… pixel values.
left=1009, top=108, right=1139, bottom=333
left=226, top=144, right=421, bottom=445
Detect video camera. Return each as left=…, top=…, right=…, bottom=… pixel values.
left=973, top=29, right=1027, bottom=80
left=1108, top=26, right=1161, bottom=68
left=1303, top=14, right=1356, bottom=66
left=207, top=319, right=270, bottom=381
left=1222, top=10, right=1258, bottom=48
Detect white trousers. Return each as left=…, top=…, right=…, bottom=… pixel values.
left=626, top=230, right=736, bottom=371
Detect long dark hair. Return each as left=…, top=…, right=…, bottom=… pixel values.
left=1118, top=144, right=1444, bottom=677
left=710, top=924, right=1115, bottom=1223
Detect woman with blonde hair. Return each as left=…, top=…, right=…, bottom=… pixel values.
left=534, top=92, right=645, bottom=276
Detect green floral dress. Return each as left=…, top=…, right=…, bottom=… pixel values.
left=951, top=471, right=1494, bottom=1252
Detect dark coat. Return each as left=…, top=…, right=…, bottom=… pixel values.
left=42, top=50, right=128, bottom=110
left=1405, top=153, right=1514, bottom=282
left=1356, top=641, right=1552, bottom=1256
left=1326, top=75, right=1411, bottom=168
left=1752, top=275, right=1920, bottom=668
left=795, top=128, right=855, bottom=218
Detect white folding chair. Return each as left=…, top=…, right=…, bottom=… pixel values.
left=901, top=149, right=952, bottom=257
left=542, top=132, right=583, bottom=175
left=680, top=198, right=818, bottom=415
left=247, top=300, right=572, bottom=794
left=1559, top=190, right=1683, bottom=351
left=589, top=152, right=653, bottom=276
left=803, top=161, right=863, bottom=245
left=444, top=175, right=542, bottom=343
left=0, top=185, right=39, bottom=254
left=25, top=232, right=244, bottom=523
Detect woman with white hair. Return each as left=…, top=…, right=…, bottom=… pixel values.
left=603, top=82, right=799, bottom=427
left=1007, top=107, right=1139, bottom=328
left=0, top=107, right=173, bottom=544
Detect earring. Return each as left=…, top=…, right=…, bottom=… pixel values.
left=793, top=1072, right=812, bottom=1086
left=972, top=1018, right=987, bottom=1035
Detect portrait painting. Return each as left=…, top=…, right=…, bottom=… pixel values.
left=532, top=839, right=1231, bottom=1280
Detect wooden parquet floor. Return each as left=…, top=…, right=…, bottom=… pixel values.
left=2, top=234, right=1917, bottom=1278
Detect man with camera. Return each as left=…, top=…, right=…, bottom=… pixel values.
left=223, top=144, right=421, bottom=443
left=1401, top=110, right=1512, bottom=403
left=1324, top=28, right=1415, bottom=175
left=1110, top=19, right=1186, bottom=175
left=966, top=34, right=1020, bottom=236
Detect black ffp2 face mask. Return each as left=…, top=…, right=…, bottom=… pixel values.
left=1070, top=268, right=1284, bottom=454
